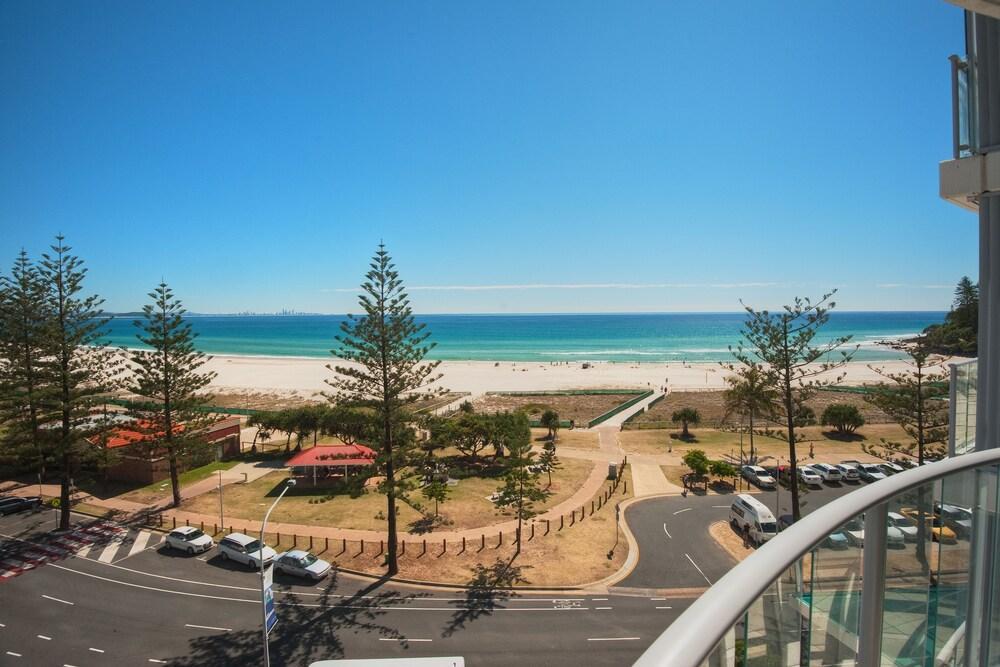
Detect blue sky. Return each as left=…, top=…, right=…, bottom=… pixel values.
left=0, top=1, right=976, bottom=314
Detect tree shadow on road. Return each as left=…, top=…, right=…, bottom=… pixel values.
left=168, top=572, right=429, bottom=666
left=441, top=558, right=528, bottom=638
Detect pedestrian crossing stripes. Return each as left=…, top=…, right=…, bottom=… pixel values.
left=0, top=520, right=163, bottom=582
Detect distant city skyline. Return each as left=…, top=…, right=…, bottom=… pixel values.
left=0, top=1, right=977, bottom=314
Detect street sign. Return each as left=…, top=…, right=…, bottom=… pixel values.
left=263, top=564, right=278, bottom=634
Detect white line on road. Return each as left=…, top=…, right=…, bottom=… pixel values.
left=185, top=624, right=232, bottom=632
left=6, top=651, right=21, bottom=657
left=662, top=523, right=672, bottom=539
left=75, top=544, right=92, bottom=558
left=42, top=594, right=73, bottom=605
left=126, top=531, right=152, bottom=558
left=148, top=660, right=168, bottom=664
left=37, top=634, right=51, bottom=640
left=587, top=637, right=639, bottom=642
left=685, top=553, right=712, bottom=585
left=591, top=598, right=608, bottom=601
left=712, top=505, right=730, bottom=509
left=656, top=606, right=672, bottom=610
left=98, top=541, right=121, bottom=563
left=595, top=606, right=612, bottom=610
left=672, top=508, right=692, bottom=515
left=0, top=622, right=5, bottom=627
left=88, top=648, right=104, bottom=653
left=64, top=664, right=79, bottom=667
left=651, top=597, right=666, bottom=601
left=379, top=638, right=433, bottom=642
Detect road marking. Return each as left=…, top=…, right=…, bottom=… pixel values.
left=42, top=594, right=73, bottom=605
left=0, top=622, right=6, bottom=627
left=127, top=531, right=152, bottom=558
left=712, top=505, right=730, bottom=509
left=595, top=606, right=612, bottom=610
left=88, top=648, right=105, bottom=653
left=37, top=634, right=52, bottom=640
left=6, top=651, right=21, bottom=657
left=587, top=637, right=639, bottom=642
left=656, top=606, right=672, bottom=609
left=98, top=541, right=121, bottom=563
left=651, top=597, right=666, bottom=601
left=148, top=660, right=168, bottom=664
left=64, top=664, right=79, bottom=667
left=185, top=623, right=232, bottom=632
left=672, top=508, right=692, bottom=515
left=379, top=637, right=433, bottom=642
left=662, top=523, right=672, bottom=539
left=591, top=598, right=608, bottom=601
left=685, top=553, right=712, bottom=585
left=75, top=544, right=92, bottom=558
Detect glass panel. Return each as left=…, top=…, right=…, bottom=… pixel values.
left=952, top=360, right=977, bottom=456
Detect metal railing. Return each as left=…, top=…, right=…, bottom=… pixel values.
left=634, top=447, right=1000, bottom=667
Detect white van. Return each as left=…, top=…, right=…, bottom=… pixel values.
left=730, top=494, right=778, bottom=546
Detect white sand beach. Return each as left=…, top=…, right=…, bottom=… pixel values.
left=201, top=354, right=965, bottom=397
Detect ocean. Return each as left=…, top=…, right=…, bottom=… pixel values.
left=101, top=312, right=946, bottom=363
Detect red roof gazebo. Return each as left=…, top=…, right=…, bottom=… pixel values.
left=286, top=444, right=377, bottom=485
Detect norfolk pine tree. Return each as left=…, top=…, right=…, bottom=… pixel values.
left=730, top=292, right=856, bottom=521
left=0, top=251, right=53, bottom=479
left=327, top=244, right=443, bottom=576
left=38, top=236, right=122, bottom=530
left=863, top=339, right=949, bottom=573
left=130, top=282, right=216, bottom=508
left=492, top=412, right=548, bottom=561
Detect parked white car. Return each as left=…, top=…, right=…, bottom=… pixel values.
left=165, top=526, right=214, bottom=554
left=797, top=466, right=823, bottom=486
left=878, top=462, right=906, bottom=476
left=741, top=465, right=775, bottom=489
left=887, top=512, right=919, bottom=541
left=274, top=550, right=332, bottom=581
left=810, top=463, right=843, bottom=483
left=834, top=463, right=860, bottom=482
left=858, top=464, right=888, bottom=483
left=218, top=533, right=276, bottom=570
left=842, top=517, right=906, bottom=547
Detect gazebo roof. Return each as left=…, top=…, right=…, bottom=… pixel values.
left=286, top=444, right=376, bottom=468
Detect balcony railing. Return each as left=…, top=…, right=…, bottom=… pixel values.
left=634, top=447, right=1000, bottom=667
left=950, top=54, right=978, bottom=159
left=950, top=359, right=978, bottom=456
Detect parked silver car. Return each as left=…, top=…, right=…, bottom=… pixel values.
left=274, top=550, right=332, bottom=580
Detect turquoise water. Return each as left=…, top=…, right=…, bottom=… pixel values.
left=102, top=312, right=945, bottom=362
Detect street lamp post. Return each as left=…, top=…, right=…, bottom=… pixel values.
left=218, top=470, right=224, bottom=530
left=260, top=478, right=295, bottom=667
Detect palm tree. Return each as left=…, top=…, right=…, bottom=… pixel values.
left=722, top=364, right=777, bottom=465
left=671, top=407, right=700, bottom=440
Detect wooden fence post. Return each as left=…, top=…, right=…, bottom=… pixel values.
left=185, top=518, right=189, bottom=527
left=461, top=537, right=466, bottom=554
left=421, top=539, right=427, bottom=557
left=358, top=539, right=365, bottom=557
left=545, top=519, right=550, bottom=536
left=200, top=521, right=204, bottom=532
left=309, top=535, right=313, bottom=551
left=560, top=515, right=564, bottom=530
left=591, top=500, right=595, bottom=515
left=338, top=538, right=346, bottom=556
left=480, top=534, right=485, bottom=551
left=529, top=523, right=535, bottom=541
left=441, top=538, right=446, bottom=556
left=497, top=532, right=503, bottom=548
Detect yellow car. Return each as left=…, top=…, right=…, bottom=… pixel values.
left=900, top=507, right=958, bottom=544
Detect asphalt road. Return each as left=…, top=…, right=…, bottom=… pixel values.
left=0, top=508, right=693, bottom=666
left=618, top=478, right=867, bottom=591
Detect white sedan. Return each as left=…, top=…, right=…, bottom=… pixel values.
left=165, top=526, right=214, bottom=554
left=798, top=466, right=823, bottom=487
left=274, top=550, right=333, bottom=581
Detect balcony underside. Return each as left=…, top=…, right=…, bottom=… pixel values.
left=940, top=152, right=1000, bottom=211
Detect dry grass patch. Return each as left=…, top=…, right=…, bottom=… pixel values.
left=630, top=388, right=892, bottom=428
left=621, top=426, right=912, bottom=464
left=311, top=467, right=634, bottom=587
left=472, top=392, right=643, bottom=424
left=182, top=472, right=423, bottom=532
left=532, top=428, right=600, bottom=451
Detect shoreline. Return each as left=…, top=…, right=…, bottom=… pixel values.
left=198, top=352, right=968, bottom=396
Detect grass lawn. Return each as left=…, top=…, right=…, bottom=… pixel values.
left=118, top=461, right=239, bottom=505
left=531, top=428, right=600, bottom=450
left=180, top=456, right=595, bottom=534
left=620, top=425, right=914, bottom=463
left=308, top=465, right=635, bottom=587
left=432, top=457, right=594, bottom=531
left=182, top=471, right=423, bottom=532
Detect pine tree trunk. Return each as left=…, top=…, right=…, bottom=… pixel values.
left=384, top=408, right=398, bottom=576
left=785, top=389, right=801, bottom=522
left=168, top=447, right=181, bottom=508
